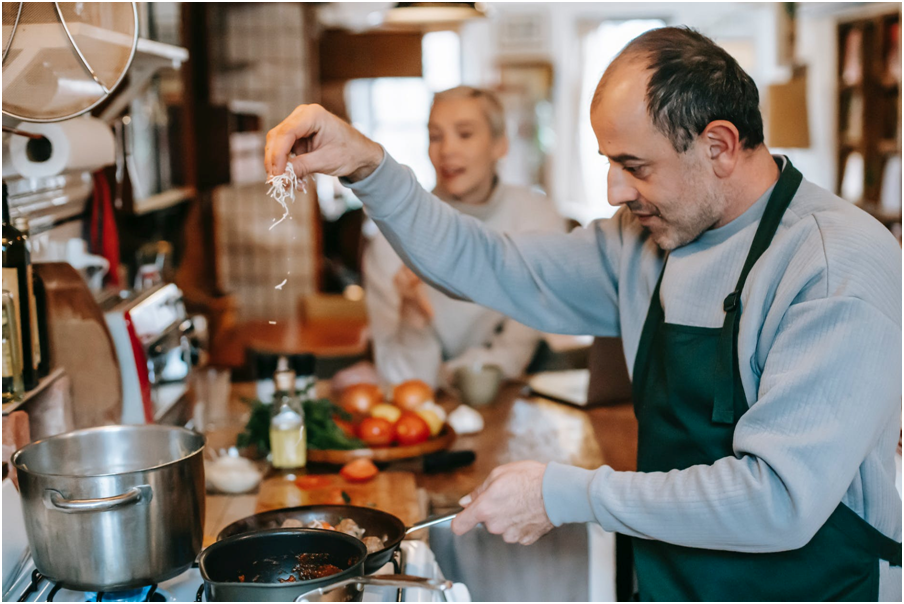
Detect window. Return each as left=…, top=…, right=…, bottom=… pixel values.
left=346, top=31, right=462, bottom=191
left=576, top=19, right=665, bottom=222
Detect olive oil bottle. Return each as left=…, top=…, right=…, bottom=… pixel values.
left=2, top=184, right=39, bottom=390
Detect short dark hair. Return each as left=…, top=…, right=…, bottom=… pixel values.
left=594, top=27, right=764, bottom=153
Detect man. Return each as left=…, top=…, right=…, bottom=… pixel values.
left=267, top=27, right=902, bottom=601
left=364, top=85, right=564, bottom=389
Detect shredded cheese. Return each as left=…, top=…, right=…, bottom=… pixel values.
left=266, top=164, right=306, bottom=230
left=275, top=278, right=287, bottom=290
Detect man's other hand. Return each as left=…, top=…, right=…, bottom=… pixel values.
left=394, top=266, right=434, bottom=328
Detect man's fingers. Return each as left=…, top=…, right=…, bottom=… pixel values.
left=265, top=104, right=321, bottom=177
left=450, top=504, right=482, bottom=535
left=289, top=149, right=328, bottom=181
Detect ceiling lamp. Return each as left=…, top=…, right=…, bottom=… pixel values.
left=382, top=2, right=486, bottom=28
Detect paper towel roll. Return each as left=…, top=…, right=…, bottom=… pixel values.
left=6, top=117, right=115, bottom=178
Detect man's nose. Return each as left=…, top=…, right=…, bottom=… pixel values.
left=607, top=165, right=638, bottom=207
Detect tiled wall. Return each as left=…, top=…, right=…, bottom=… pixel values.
left=208, top=3, right=318, bottom=322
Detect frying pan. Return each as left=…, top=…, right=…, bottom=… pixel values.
left=199, top=528, right=452, bottom=602
left=217, top=505, right=459, bottom=574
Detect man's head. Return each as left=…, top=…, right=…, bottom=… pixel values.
left=591, top=27, right=767, bottom=250
left=428, top=86, right=508, bottom=204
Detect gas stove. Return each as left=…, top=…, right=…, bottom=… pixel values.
left=2, top=460, right=468, bottom=602
left=3, top=541, right=468, bottom=602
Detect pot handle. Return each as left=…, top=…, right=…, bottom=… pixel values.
left=294, top=574, right=454, bottom=602
left=44, top=485, right=151, bottom=513
left=405, top=509, right=461, bottom=535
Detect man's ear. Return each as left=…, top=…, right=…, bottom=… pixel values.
left=701, top=120, right=740, bottom=178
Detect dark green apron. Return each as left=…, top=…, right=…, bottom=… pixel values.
left=630, top=159, right=902, bottom=601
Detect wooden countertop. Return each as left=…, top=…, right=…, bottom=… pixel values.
left=386, top=383, right=638, bottom=511
left=201, top=379, right=638, bottom=534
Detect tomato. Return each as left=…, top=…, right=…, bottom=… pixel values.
left=394, top=412, right=430, bottom=446
left=295, top=475, right=332, bottom=490
left=340, top=458, right=379, bottom=483
left=333, top=416, right=358, bottom=439
left=357, top=417, right=395, bottom=447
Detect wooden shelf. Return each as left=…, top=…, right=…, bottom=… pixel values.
left=879, top=77, right=900, bottom=90
left=131, top=186, right=196, bottom=215
left=2, top=367, right=66, bottom=415
left=878, top=139, right=900, bottom=154
left=836, top=9, right=902, bottom=236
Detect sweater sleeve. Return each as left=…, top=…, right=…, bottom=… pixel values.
left=543, top=294, right=902, bottom=551
left=344, top=151, right=622, bottom=337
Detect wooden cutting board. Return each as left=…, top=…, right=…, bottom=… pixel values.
left=255, top=471, right=423, bottom=527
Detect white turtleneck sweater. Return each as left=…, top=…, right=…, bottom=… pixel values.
left=362, top=181, right=565, bottom=388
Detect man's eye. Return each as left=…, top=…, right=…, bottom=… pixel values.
left=429, top=134, right=441, bottom=143
left=459, top=131, right=473, bottom=139
left=624, top=166, right=637, bottom=174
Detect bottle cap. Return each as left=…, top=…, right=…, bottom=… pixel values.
left=274, top=369, right=296, bottom=393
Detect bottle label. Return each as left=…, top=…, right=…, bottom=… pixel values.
left=26, top=265, right=40, bottom=369
left=2, top=267, right=24, bottom=364
left=2, top=311, right=12, bottom=376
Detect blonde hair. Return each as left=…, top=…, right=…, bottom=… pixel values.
left=431, top=85, right=506, bottom=139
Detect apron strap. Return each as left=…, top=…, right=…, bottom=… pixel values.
left=830, top=503, right=903, bottom=567
left=632, top=261, right=667, bottom=411
left=712, top=160, right=804, bottom=424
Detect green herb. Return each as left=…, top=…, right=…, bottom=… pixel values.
left=303, top=399, right=364, bottom=451
left=341, top=490, right=351, bottom=504
left=236, top=399, right=272, bottom=454
left=236, top=398, right=364, bottom=454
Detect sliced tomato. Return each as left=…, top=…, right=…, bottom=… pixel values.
left=295, top=474, right=333, bottom=490
left=357, top=417, right=395, bottom=447
left=340, top=458, right=379, bottom=483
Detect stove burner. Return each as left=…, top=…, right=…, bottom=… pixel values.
left=18, top=570, right=45, bottom=602
left=32, top=583, right=168, bottom=603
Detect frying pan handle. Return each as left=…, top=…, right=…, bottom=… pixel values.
left=405, top=509, right=461, bottom=535
left=294, top=574, right=454, bottom=602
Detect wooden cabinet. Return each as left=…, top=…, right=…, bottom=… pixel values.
left=836, top=10, right=902, bottom=234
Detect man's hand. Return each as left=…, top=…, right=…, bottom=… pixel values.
left=394, top=266, right=434, bottom=329
left=451, top=461, right=554, bottom=545
left=265, top=104, right=384, bottom=182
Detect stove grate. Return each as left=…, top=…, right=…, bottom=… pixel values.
left=18, top=570, right=45, bottom=602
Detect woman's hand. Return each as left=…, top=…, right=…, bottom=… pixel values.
left=394, top=266, right=434, bottom=329
left=265, top=104, right=384, bottom=182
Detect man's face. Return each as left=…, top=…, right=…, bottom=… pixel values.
left=428, top=97, right=507, bottom=202
left=591, top=64, right=724, bottom=250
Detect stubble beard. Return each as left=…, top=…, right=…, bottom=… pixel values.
left=648, top=167, right=724, bottom=251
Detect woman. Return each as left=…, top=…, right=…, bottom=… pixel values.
left=363, top=85, right=565, bottom=389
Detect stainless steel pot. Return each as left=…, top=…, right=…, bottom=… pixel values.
left=11, top=425, right=205, bottom=591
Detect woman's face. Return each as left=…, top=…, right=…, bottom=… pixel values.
left=428, top=97, right=508, bottom=204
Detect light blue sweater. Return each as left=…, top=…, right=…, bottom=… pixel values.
left=345, top=152, right=902, bottom=599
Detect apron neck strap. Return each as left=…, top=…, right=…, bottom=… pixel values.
left=713, top=157, right=803, bottom=424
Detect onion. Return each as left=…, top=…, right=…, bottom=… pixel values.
left=340, top=383, right=383, bottom=415
left=392, top=380, right=434, bottom=411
